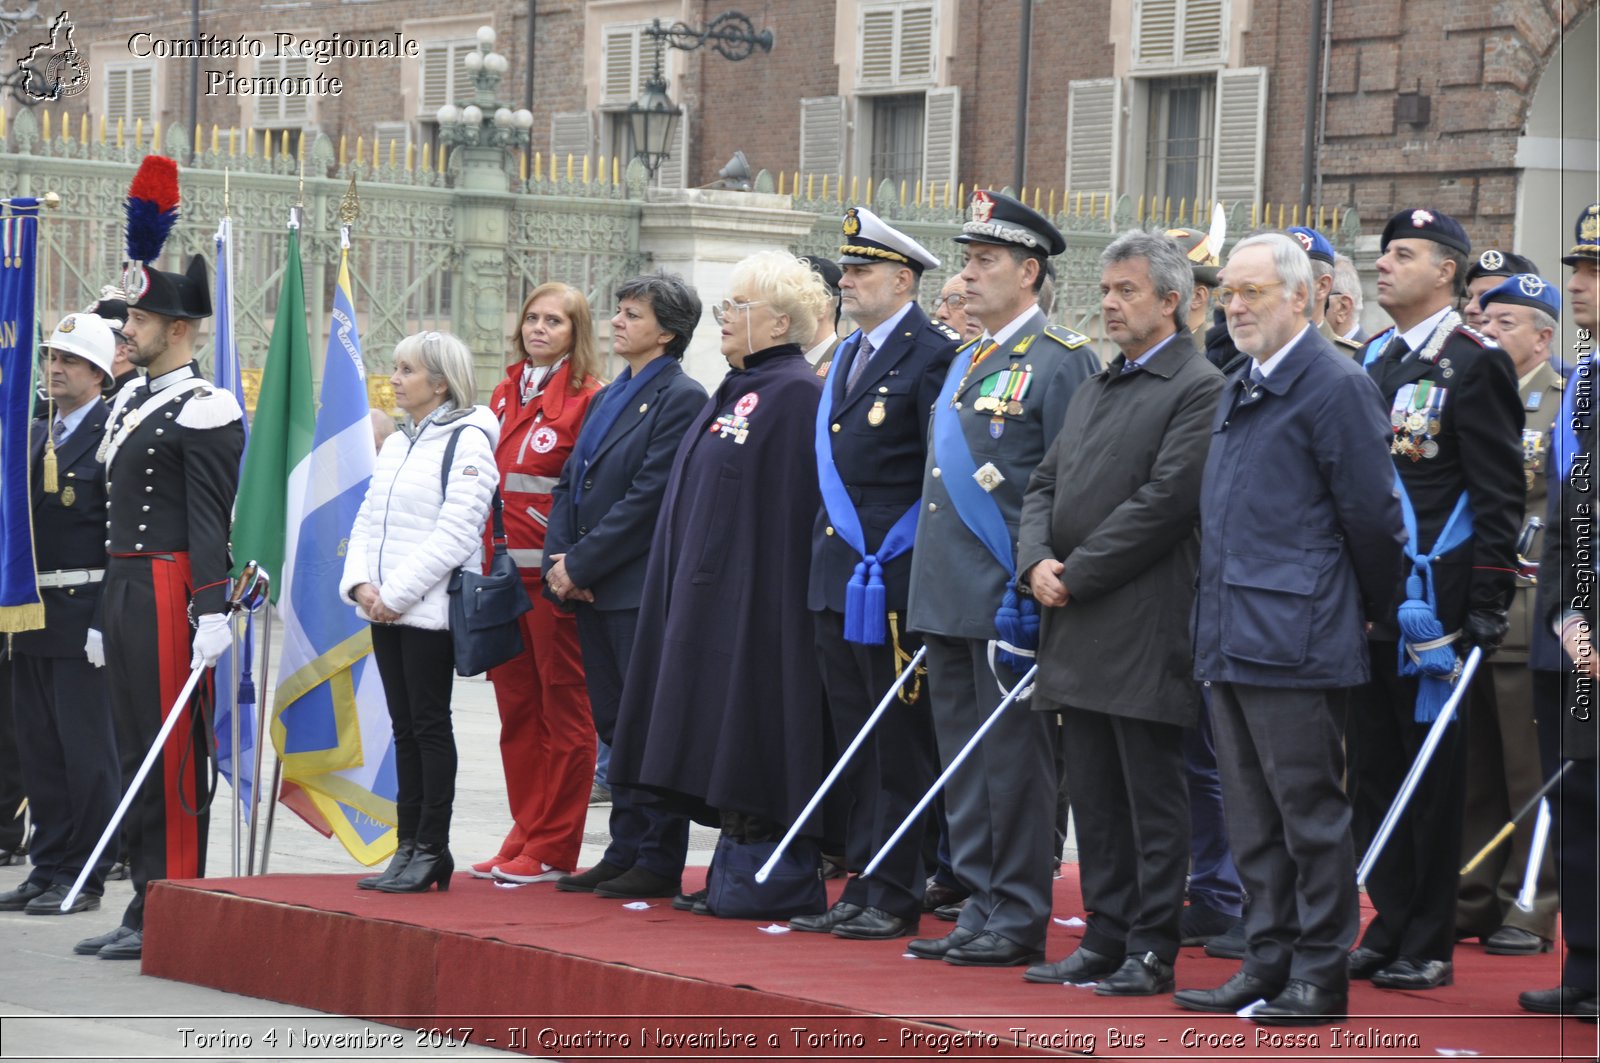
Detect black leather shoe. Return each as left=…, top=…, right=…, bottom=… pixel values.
left=1370, top=956, right=1453, bottom=990
left=74, top=925, right=136, bottom=956
left=942, top=930, right=1044, bottom=968
left=1174, top=970, right=1284, bottom=1012
left=907, top=926, right=977, bottom=960
left=1251, top=979, right=1348, bottom=1026
left=1347, top=944, right=1392, bottom=979
left=1095, top=951, right=1175, bottom=996
left=1518, top=984, right=1597, bottom=1014
left=358, top=839, right=416, bottom=891
left=1180, top=902, right=1239, bottom=945
left=373, top=843, right=453, bottom=893
left=672, top=887, right=707, bottom=912
left=933, top=900, right=964, bottom=922
left=922, top=879, right=969, bottom=912
left=24, top=884, right=99, bottom=915
left=1205, top=919, right=1247, bottom=959
left=1023, top=946, right=1122, bottom=985
left=1576, top=996, right=1598, bottom=1022
left=1484, top=926, right=1552, bottom=955
left=593, top=866, right=681, bottom=899
left=0, top=879, right=50, bottom=911
left=832, top=907, right=916, bottom=940
left=98, top=929, right=143, bottom=960
left=555, top=860, right=629, bottom=894
left=789, top=901, right=863, bottom=933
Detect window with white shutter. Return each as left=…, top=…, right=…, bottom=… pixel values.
left=857, top=1, right=938, bottom=91
left=104, top=62, right=155, bottom=124
left=921, top=85, right=960, bottom=195
left=602, top=24, right=655, bottom=108
left=1133, top=0, right=1227, bottom=71
left=418, top=39, right=475, bottom=116
left=1064, top=78, right=1121, bottom=200
left=800, top=96, right=846, bottom=177
left=551, top=112, right=594, bottom=164
left=655, top=103, right=690, bottom=190
left=374, top=121, right=410, bottom=163
left=1210, top=66, right=1266, bottom=207
left=1143, top=75, right=1214, bottom=207
left=255, top=51, right=313, bottom=126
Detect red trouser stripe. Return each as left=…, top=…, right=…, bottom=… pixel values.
left=153, top=554, right=202, bottom=880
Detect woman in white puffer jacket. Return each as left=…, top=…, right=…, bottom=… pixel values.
left=339, top=331, right=499, bottom=894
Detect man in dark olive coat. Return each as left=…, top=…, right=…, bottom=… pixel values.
left=1016, top=229, right=1224, bottom=995
left=1179, top=232, right=1404, bottom=1026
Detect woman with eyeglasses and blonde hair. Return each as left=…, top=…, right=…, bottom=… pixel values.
left=474, top=282, right=605, bottom=886
left=340, top=330, right=499, bottom=893
left=609, top=250, right=834, bottom=913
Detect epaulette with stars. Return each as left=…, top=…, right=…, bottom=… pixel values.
left=1453, top=322, right=1494, bottom=348
left=929, top=320, right=961, bottom=342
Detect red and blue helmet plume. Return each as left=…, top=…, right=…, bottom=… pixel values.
left=124, top=155, right=180, bottom=265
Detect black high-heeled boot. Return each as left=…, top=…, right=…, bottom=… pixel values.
left=358, top=839, right=416, bottom=890
left=373, top=843, right=454, bottom=893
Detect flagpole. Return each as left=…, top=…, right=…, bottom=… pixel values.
left=249, top=599, right=277, bottom=874
left=229, top=611, right=242, bottom=875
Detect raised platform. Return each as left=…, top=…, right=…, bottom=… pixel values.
left=143, top=869, right=1593, bottom=1060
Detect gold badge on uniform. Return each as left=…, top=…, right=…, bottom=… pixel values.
left=60, top=485, right=76, bottom=507
left=867, top=399, right=886, bottom=427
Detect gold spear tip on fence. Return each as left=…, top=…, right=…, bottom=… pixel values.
left=339, top=175, right=362, bottom=226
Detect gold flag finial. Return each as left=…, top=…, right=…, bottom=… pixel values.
left=339, top=175, right=361, bottom=226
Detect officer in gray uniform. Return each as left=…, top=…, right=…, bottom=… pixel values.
left=905, top=190, right=1099, bottom=969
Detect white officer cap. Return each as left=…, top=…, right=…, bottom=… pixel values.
left=838, top=206, right=941, bottom=273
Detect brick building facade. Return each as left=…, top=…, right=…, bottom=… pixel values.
left=6, top=1, right=1595, bottom=256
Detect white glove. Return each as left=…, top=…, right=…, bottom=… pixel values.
left=84, top=628, right=105, bottom=669
left=190, top=613, right=232, bottom=670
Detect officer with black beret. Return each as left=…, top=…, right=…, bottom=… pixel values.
left=1346, top=208, right=1525, bottom=991
left=1462, top=248, right=1542, bottom=329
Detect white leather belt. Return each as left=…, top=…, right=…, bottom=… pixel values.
left=36, top=568, right=105, bottom=588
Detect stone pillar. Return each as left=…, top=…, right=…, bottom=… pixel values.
left=638, top=188, right=820, bottom=391
left=452, top=145, right=515, bottom=393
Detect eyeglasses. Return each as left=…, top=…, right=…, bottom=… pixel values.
left=933, top=293, right=968, bottom=311
left=1214, top=283, right=1285, bottom=308
left=712, top=298, right=766, bottom=325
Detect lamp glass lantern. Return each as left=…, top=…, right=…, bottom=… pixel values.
left=628, top=71, right=682, bottom=178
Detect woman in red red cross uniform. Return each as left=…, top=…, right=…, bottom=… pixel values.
left=475, top=282, right=604, bottom=883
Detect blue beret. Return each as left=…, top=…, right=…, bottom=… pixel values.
left=1380, top=208, right=1471, bottom=256
left=1286, top=226, right=1334, bottom=264
left=955, top=190, right=1066, bottom=257
left=1564, top=202, right=1600, bottom=266
left=1481, top=273, right=1562, bottom=318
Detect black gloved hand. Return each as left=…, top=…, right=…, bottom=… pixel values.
left=1461, top=608, right=1510, bottom=658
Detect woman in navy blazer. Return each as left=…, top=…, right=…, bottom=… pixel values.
left=541, top=273, right=708, bottom=900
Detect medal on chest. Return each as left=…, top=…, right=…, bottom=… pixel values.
left=1389, top=380, right=1448, bottom=461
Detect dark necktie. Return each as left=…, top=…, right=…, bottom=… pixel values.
left=51, top=418, right=66, bottom=446
left=846, top=336, right=875, bottom=394
left=1249, top=366, right=1266, bottom=388
left=1120, top=358, right=1141, bottom=375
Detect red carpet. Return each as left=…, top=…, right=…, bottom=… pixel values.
left=144, top=869, right=1596, bottom=1060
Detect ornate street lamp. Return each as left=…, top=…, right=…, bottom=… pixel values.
left=435, top=26, right=534, bottom=150
left=627, top=11, right=774, bottom=178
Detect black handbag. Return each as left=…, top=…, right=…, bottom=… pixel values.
left=704, top=834, right=827, bottom=920
left=441, top=425, right=532, bottom=677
